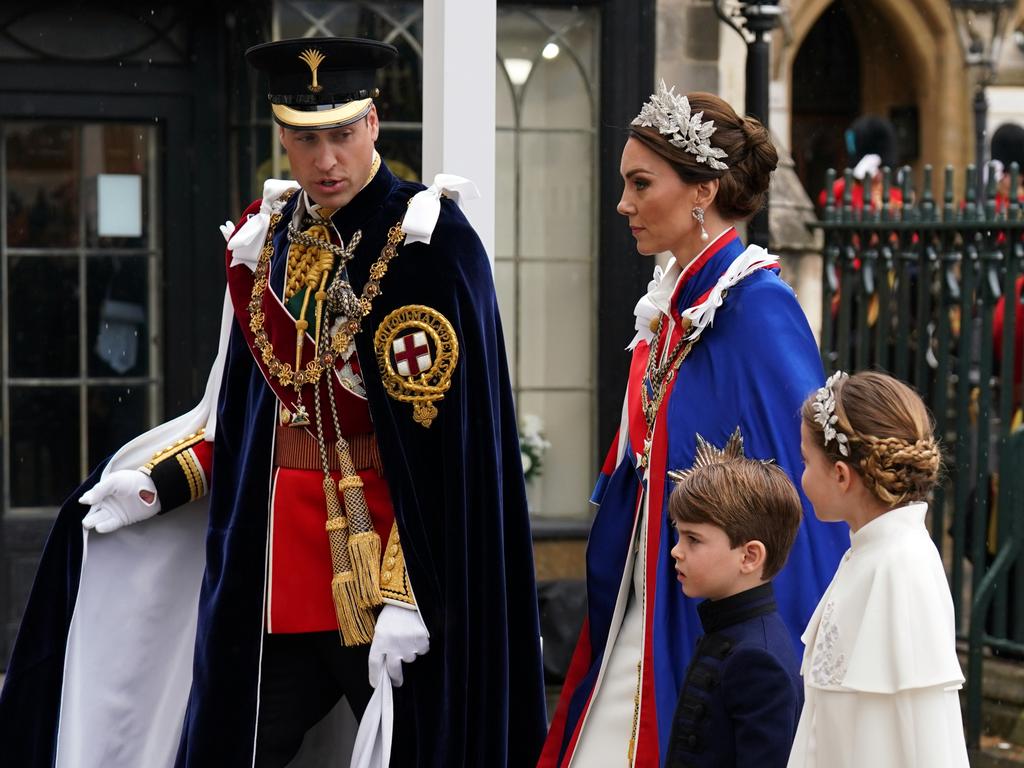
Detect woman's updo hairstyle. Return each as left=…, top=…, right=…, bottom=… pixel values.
left=628, top=91, right=778, bottom=220
left=800, top=371, right=942, bottom=506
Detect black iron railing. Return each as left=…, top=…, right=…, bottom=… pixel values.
left=812, top=164, right=1024, bottom=748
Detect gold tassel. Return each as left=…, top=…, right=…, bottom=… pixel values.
left=323, top=477, right=376, bottom=646
left=331, top=571, right=377, bottom=646
left=347, top=530, right=383, bottom=608
left=335, top=445, right=383, bottom=610
left=323, top=476, right=351, bottom=565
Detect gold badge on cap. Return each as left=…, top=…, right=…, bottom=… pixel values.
left=298, top=48, right=325, bottom=93
left=374, top=305, right=458, bottom=428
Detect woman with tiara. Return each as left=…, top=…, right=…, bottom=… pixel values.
left=539, top=84, right=849, bottom=767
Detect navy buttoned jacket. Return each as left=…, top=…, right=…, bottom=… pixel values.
left=666, top=582, right=802, bottom=767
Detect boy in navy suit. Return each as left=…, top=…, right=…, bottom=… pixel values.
left=665, top=434, right=803, bottom=767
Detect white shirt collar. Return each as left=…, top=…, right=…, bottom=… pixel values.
left=291, top=189, right=333, bottom=227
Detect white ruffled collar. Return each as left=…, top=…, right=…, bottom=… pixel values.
left=627, top=228, right=777, bottom=350
left=628, top=229, right=732, bottom=350
left=654, top=228, right=736, bottom=312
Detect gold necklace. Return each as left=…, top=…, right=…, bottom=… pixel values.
left=247, top=193, right=405, bottom=391
left=627, top=658, right=642, bottom=764
left=637, top=315, right=695, bottom=468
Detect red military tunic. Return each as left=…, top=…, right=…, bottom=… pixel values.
left=144, top=191, right=410, bottom=636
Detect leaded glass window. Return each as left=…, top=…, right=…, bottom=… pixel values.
left=2, top=121, right=161, bottom=514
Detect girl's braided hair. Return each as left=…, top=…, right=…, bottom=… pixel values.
left=801, top=371, right=942, bottom=505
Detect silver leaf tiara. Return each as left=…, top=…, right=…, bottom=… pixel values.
left=631, top=80, right=729, bottom=171
left=811, top=371, right=850, bottom=457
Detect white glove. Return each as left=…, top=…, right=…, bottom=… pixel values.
left=367, top=604, right=430, bottom=688
left=80, top=469, right=161, bottom=534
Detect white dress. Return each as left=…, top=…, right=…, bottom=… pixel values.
left=569, top=495, right=648, bottom=767
left=787, top=503, right=969, bottom=768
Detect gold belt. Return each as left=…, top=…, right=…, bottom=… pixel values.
left=274, top=425, right=382, bottom=475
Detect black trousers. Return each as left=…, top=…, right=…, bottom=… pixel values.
left=254, top=631, right=374, bottom=768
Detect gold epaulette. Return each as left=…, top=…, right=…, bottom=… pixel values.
left=140, top=429, right=207, bottom=472
left=380, top=521, right=415, bottom=607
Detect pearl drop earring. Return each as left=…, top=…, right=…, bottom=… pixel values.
left=692, top=206, right=709, bottom=242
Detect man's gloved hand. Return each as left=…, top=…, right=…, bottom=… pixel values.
left=367, top=604, right=430, bottom=688
left=219, top=219, right=236, bottom=242
left=80, top=469, right=161, bottom=533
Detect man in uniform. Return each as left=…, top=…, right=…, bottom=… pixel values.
left=0, top=37, right=547, bottom=768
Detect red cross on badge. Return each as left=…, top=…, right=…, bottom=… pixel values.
left=392, top=331, right=432, bottom=377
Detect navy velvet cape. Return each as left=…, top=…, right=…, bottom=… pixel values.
left=0, top=163, right=547, bottom=768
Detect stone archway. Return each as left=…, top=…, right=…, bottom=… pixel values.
left=789, top=2, right=862, bottom=199
left=777, top=0, right=969, bottom=195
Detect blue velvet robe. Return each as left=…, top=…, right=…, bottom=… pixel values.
left=0, top=162, right=547, bottom=767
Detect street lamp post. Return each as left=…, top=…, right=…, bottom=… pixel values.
left=972, top=84, right=989, bottom=202
left=713, top=0, right=782, bottom=248
left=949, top=0, right=1014, bottom=202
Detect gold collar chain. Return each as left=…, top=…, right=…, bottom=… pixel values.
left=638, top=315, right=696, bottom=468
left=247, top=190, right=406, bottom=391
left=640, top=316, right=694, bottom=424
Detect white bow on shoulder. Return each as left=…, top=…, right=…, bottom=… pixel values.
left=224, top=179, right=300, bottom=271
left=402, top=174, right=480, bottom=246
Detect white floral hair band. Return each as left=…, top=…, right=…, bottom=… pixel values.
left=631, top=80, right=729, bottom=171
left=811, top=371, right=850, bottom=456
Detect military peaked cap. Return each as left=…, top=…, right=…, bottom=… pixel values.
left=245, top=37, right=397, bottom=130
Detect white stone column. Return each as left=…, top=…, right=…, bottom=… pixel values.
left=422, top=0, right=496, bottom=265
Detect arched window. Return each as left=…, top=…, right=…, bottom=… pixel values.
left=495, top=7, right=599, bottom=517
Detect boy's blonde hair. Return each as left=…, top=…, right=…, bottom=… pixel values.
left=668, top=458, right=802, bottom=580
left=801, top=370, right=942, bottom=506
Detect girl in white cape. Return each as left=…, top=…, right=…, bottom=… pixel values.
left=787, top=370, right=969, bottom=768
